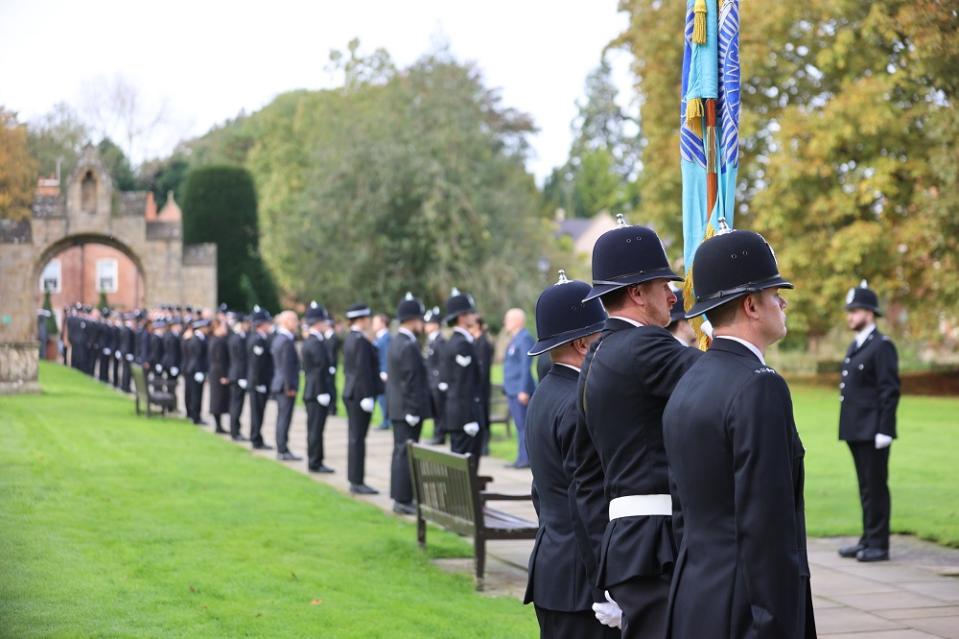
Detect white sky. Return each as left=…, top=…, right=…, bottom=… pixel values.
left=0, top=0, right=633, bottom=182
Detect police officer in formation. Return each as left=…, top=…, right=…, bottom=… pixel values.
left=576, top=217, right=701, bottom=638
left=208, top=318, right=231, bottom=434
left=324, top=319, right=341, bottom=416
left=227, top=312, right=249, bottom=441
left=441, top=289, right=484, bottom=461
left=424, top=307, right=447, bottom=445
left=523, top=270, right=616, bottom=638
left=301, top=302, right=334, bottom=473
left=184, top=318, right=210, bottom=425
left=386, top=293, right=432, bottom=515
left=271, top=310, right=302, bottom=461
left=838, top=280, right=900, bottom=563
left=342, top=303, right=383, bottom=495
left=247, top=307, right=274, bottom=451
left=663, top=229, right=816, bottom=638
left=162, top=317, right=183, bottom=410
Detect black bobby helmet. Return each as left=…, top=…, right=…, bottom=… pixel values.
left=845, top=280, right=882, bottom=317
left=396, top=292, right=425, bottom=323
left=530, top=270, right=608, bottom=356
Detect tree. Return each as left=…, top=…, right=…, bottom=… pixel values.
left=26, top=102, right=89, bottom=180
left=139, top=154, right=190, bottom=208
left=42, top=289, right=58, bottom=337
left=97, top=138, right=139, bottom=191
left=0, top=108, right=38, bottom=221
left=180, top=166, right=279, bottom=311
left=80, top=74, right=168, bottom=164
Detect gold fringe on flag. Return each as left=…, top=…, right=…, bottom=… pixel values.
left=683, top=222, right=716, bottom=351
left=685, top=97, right=704, bottom=138
left=693, top=0, right=708, bottom=44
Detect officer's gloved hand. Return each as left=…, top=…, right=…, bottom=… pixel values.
left=170, top=367, right=179, bottom=377
left=115, top=351, right=121, bottom=360
left=126, top=354, right=134, bottom=362
left=103, top=347, right=110, bottom=355
left=317, top=393, right=331, bottom=407
left=255, top=384, right=267, bottom=394
left=463, top=422, right=480, bottom=437
left=193, top=372, right=205, bottom=383
left=155, top=364, right=163, bottom=373
left=360, top=397, right=375, bottom=413
left=238, top=379, right=248, bottom=389
left=379, top=371, right=388, bottom=382
left=875, top=433, right=893, bottom=450
left=438, top=382, right=449, bottom=392
left=592, top=591, right=623, bottom=629
left=405, top=414, right=419, bottom=426
left=328, top=366, right=336, bottom=375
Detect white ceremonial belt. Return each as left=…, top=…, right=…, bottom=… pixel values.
left=609, top=494, right=672, bottom=520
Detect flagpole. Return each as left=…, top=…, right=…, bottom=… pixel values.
left=705, top=98, right=718, bottom=226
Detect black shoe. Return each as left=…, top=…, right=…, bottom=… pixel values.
left=308, top=465, right=335, bottom=474
left=214, top=427, right=228, bottom=434
left=277, top=451, right=302, bottom=461
left=857, top=548, right=890, bottom=562
left=350, top=483, right=379, bottom=495
left=393, top=501, right=416, bottom=515
left=838, top=543, right=865, bottom=558
left=252, top=443, right=274, bottom=451
left=231, top=434, right=248, bottom=442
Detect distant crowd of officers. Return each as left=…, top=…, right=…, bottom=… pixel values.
left=60, top=217, right=901, bottom=639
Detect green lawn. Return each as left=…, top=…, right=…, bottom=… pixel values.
left=0, top=362, right=537, bottom=639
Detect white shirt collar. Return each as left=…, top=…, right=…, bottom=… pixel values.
left=453, top=326, right=474, bottom=343
left=398, top=327, right=416, bottom=341
left=428, top=330, right=441, bottom=342
left=714, top=335, right=765, bottom=365
left=308, top=328, right=325, bottom=340
left=554, top=362, right=581, bottom=374
left=609, top=315, right=643, bottom=328
left=673, top=334, right=688, bottom=346
left=195, top=331, right=206, bottom=340
left=324, top=328, right=334, bottom=339
left=277, top=327, right=294, bottom=339
left=855, top=323, right=877, bottom=348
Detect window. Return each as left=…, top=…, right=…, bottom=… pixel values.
left=96, top=258, right=118, bottom=293
left=39, top=259, right=61, bottom=293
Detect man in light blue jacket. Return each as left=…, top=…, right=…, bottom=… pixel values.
left=373, top=313, right=392, bottom=430
left=502, top=308, right=536, bottom=468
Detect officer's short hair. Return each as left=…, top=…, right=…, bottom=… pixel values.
left=704, top=298, right=742, bottom=328
left=600, top=287, right=631, bottom=312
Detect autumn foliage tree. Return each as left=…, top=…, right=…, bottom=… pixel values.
left=0, top=108, right=38, bottom=221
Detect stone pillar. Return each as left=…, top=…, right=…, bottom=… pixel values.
left=0, top=220, right=40, bottom=393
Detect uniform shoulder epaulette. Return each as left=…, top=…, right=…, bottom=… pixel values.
left=881, top=335, right=891, bottom=341
left=754, top=366, right=777, bottom=375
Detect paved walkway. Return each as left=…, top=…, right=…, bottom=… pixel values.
left=186, top=395, right=959, bottom=638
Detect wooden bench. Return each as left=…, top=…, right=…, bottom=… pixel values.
left=131, top=365, right=177, bottom=417
left=407, top=443, right=537, bottom=590
left=488, top=382, right=512, bottom=438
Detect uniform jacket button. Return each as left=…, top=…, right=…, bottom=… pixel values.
left=842, top=370, right=848, bottom=376
left=858, top=364, right=864, bottom=370
left=840, top=382, right=845, bottom=389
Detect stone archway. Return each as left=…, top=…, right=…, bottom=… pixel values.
left=0, top=144, right=217, bottom=393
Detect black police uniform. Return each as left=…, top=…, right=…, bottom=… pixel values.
left=342, top=305, right=383, bottom=487
left=662, top=229, right=815, bottom=639
left=247, top=320, right=274, bottom=448
left=111, top=320, right=122, bottom=387
left=324, top=328, right=341, bottom=416
left=387, top=296, right=432, bottom=507
left=98, top=314, right=113, bottom=383
left=302, top=305, right=333, bottom=471
left=270, top=328, right=300, bottom=455
left=148, top=327, right=165, bottom=381
left=227, top=325, right=249, bottom=439
left=209, top=330, right=231, bottom=431
left=162, top=326, right=182, bottom=409
left=184, top=324, right=209, bottom=424
left=524, top=275, right=615, bottom=639
left=840, top=284, right=900, bottom=557
left=119, top=318, right=135, bottom=392
left=425, top=309, right=447, bottom=444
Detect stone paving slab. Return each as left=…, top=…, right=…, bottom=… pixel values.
left=162, top=388, right=959, bottom=637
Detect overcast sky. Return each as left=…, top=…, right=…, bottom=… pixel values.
left=0, top=0, right=633, bottom=182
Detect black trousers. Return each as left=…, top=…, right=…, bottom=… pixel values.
left=608, top=574, right=671, bottom=639
left=849, top=441, right=891, bottom=550
left=390, top=419, right=422, bottom=504
left=229, top=383, right=246, bottom=437
left=345, top=399, right=372, bottom=485
left=534, top=606, right=620, bottom=639
left=98, top=353, right=111, bottom=382
left=249, top=390, right=268, bottom=446
left=450, top=427, right=483, bottom=460
left=275, top=393, right=295, bottom=453
left=187, top=377, right=204, bottom=423
left=121, top=360, right=132, bottom=392
left=306, top=400, right=330, bottom=469
left=166, top=373, right=179, bottom=412
left=184, top=370, right=194, bottom=417
left=112, top=355, right=120, bottom=387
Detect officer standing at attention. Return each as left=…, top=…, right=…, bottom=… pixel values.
left=471, top=317, right=494, bottom=455
left=577, top=216, right=701, bottom=639
left=227, top=312, right=249, bottom=441
left=442, top=289, right=484, bottom=461
left=424, top=307, right=448, bottom=445
left=247, top=307, right=274, bottom=451
left=302, top=302, right=334, bottom=473
left=373, top=313, right=392, bottom=430
left=503, top=308, right=536, bottom=468
left=148, top=317, right=166, bottom=382
left=162, top=316, right=183, bottom=411
left=271, top=310, right=302, bottom=461
left=185, top=318, right=210, bottom=426
left=324, top=318, right=341, bottom=416
left=342, top=303, right=383, bottom=495
left=119, top=312, right=135, bottom=393
left=662, top=228, right=816, bottom=638
left=838, top=280, right=900, bottom=563
left=523, top=271, right=616, bottom=638
left=387, top=293, right=432, bottom=515
left=208, top=318, right=231, bottom=434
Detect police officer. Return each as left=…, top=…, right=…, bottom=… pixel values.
left=209, top=317, right=232, bottom=434
left=523, top=271, right=616, bottom=638
left=184, top=318, right=210, bottom=425
left=162, top=316, right=183, bottom=410
left=247, top=306, right=274, bottom=450
left=838, top=280, right=900, bottom=563
left=227, top=312, right=250, bottom=441
left=442, top=289, right=484, bottom=461
left=271, top=310, right=302, bottom=461
left=662, top=229, right=816, bottom=639
left=424, top=307, right=448, bottom=445
left=148, top=317, right=166, bottom=382
left=324, top=318, right=341, bottom=416
left=387, top=293, right=432, bottom=515
left=577, top=216, right=701, bottom=638
left=302, top=302, right=334, bottom=473
left=119, top=312, right=135, bottom=393
left=342, top=303, right=383, bottom=494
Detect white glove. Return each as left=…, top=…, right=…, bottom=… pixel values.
left=193, top=372, right=204, bottom=383
left=328, top=366, right=336, bottom=375
left=103, top=347, right=110, bottom=355
left=592, top=591, right=623, bottom=629
left=155, top=364, right=163, bottom=373
left=238, top=379, right=248, bottom=390
left=114, top=351, right=121, bottom=360
left=405, top=414, right=419, bottom=426
left=463, top=422, right=480, bottom=437
left=317, top=393, right=331, bottom=407
left=379, top=371, right=388, bottom=382
left=255, top=384, right=267, bottom=394
left=360, top=397, right=375, bottom=413
left=126, top=354, right=134, bottom=362
left=438, top=382, right=448, bottom=392
left=700, top=319, right=715, bottom=339
left=875, top=433, right=893, bottom=449
left=170, top=367, right=179, bottom=377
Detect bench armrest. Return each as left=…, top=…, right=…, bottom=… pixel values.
left=477, top=475, right=494, bottom=490
left=480, top=491, right=533, bottom=502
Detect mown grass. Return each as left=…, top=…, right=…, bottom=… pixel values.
left=0, top=363, right=537, bottom=639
